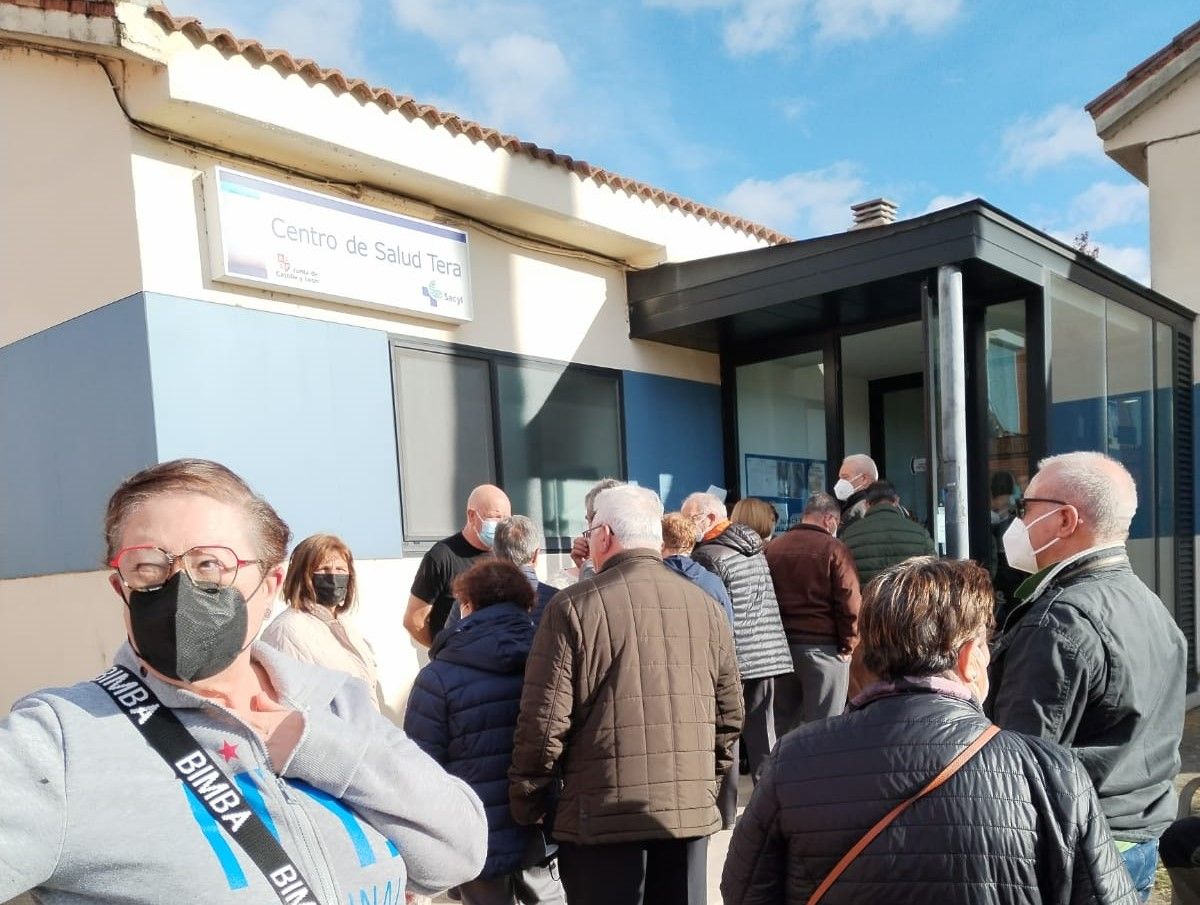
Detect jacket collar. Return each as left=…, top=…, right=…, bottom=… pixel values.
left=597, top=548, right=663, bottom=573
left=1017, top=543, right=1128, bottom=604
left=790, top=522, right=831, bottom=537
left=850, top=674, right=980, bottom=711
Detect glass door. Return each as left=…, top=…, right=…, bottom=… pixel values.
left=735, top=350, right=827, bottom=532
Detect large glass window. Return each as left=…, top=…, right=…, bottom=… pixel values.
left=736, top=351, right=826, bottom=531
left=1106, top=303, right=1155, bottom=583
left=393, top=347, right=496, bottom=540
left=496, top=362, right=623, bottom=544
left=391, top=341, right=623, bottom=549
left=1049, top=279, right=1107, bottom=454
left=1048, top=276, right=1179, bottom=600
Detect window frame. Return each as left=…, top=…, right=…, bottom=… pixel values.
left=389, top=335, right=627, bottom=554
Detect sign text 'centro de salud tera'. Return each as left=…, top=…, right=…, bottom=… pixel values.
left=205, top=166, right=472, bottom=323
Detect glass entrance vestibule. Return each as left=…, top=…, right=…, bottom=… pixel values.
left=628, top=200, right=1196, bottom=687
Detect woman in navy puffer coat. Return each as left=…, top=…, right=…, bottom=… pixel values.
left=404, top=559, right=565, bottom=905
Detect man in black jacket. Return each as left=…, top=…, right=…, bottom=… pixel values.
left=723, top=557, right=1136, bottom=905
left=986, top=451, right=1186, bottom=902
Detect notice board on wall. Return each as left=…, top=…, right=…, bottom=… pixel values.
left=744, top=453, right=827, bottom=532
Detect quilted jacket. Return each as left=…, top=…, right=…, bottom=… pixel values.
left=508, top=548, right=744, bottom=844
left=693, top=523, right=793, bottom=680
left=721, top=680, right=1138, bottom=905
left=839, top=503, right=936, bottom=587
left=404, top=601, right=538, bottom=879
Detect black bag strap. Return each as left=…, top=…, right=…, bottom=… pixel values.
left=94, top=665, right=321, bottom=905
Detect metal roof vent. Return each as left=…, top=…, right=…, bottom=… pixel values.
left=850, top=198, right=899, bottom=230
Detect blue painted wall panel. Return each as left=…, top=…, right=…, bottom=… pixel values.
left=622, top=371, right=723, bottom=511
left=143, top=294, right=403, bottom=558
left=0, top=296, right=157, bottom=578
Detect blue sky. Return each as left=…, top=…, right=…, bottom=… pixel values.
left=174, top=0, right=1198, bottom=284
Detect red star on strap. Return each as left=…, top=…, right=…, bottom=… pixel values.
left=218, top=741, right=239, bottom=763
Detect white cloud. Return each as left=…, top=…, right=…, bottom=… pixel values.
left=1092, top=243, right=1151, bottom=286
left=719, top=162, right=867, bottom=235
left=810, top=0, right=961, bottom=42
left=388, top=0, right=576, bottom=144
left=647, top=0, right=961, bottom=56
left=773, top=96, right=813, bottom=122
left=921, top=192, right=978, bottom=214
left=1065, top=181, right=1147, bottom=233
left=725, top=0, right=805, bottom=54
left=455, top=34, right=572, bottom=144
left=1001, top=104, right=1105, bottom=176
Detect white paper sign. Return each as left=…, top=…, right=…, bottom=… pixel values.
left=205, top=167, right=472, bottom=323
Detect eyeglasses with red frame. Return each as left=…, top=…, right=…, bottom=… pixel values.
left=109, top=544, right=262, bottom=592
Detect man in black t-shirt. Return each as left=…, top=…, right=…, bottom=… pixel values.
left=403, top=484, right=511, bottom=647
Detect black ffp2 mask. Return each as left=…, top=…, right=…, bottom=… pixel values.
left=311, top=573, right=349, bottom=607
left=127, top=571, right=250, bottom=683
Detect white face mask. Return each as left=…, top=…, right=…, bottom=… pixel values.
left=833, top=478, right=857, bottom=502
left=1001, top=508, right=1063, bottom=574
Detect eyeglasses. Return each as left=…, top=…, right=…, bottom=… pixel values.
left=109, top=545, right=262, bottom=591
left=582, top=523, right=608, bottom=539
left=1014, top=497, right=1069, bottom=520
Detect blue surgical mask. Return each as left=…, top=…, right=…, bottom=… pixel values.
left=478, top=518, right=499, bottom=548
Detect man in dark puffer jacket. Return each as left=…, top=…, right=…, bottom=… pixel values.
left=405, top=560, right=565, bottom=905
left=722, top=557, right=1136, bottom=905
left=840, top=480, right=935, bottom=586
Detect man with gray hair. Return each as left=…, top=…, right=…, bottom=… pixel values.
left=685, top=490, right=792, bottom=787
left=834, top=453, right=879, bottom=531
left=986, top=451, right=1186, bottom=901
left=510, top=485, right=743, bottom=905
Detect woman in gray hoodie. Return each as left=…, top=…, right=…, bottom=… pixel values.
left=0, top=458, right=487, bottom=905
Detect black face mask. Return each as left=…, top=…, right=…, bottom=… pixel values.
left=311, top=573, right=349, bottom=608
left=126, top=571, right=250, bottom=683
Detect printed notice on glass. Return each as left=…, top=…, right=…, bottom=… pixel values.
left=204, top=166, right=472, bottom=323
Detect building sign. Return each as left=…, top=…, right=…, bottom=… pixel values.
left=204, top=167, right=472, bottom=323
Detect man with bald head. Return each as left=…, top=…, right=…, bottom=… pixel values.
left=403, top=484, right=511, bottom=647
left=986, top=451, right=1186, bottom=901
left=834, top=453, right=879, bottom=531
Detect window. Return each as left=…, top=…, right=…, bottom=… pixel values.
left=391, top=340, right=624, bottom=549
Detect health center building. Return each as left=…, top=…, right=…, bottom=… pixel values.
left=0, top=1, right=1195, bottom=714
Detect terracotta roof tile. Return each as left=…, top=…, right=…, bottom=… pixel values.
left=1, top=0, right=115, bottom=14
left=1087, top=19, right=1200, bottom=118
left=141, top=4, right=788, bottom=246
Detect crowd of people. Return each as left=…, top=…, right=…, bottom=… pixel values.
left=0, top=449, right=1190, bottom=905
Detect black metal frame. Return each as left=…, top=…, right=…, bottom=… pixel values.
left=388, top=334, right=628, bottom=554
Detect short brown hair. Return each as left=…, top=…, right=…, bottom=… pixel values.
left=860, top=557, right=994, bottom=681
left=283, top=533, right=357, bottom=614
left=452, top=559, right=535, bottom=612
left=104, top=459, right=290, bottom=569
left=661, top=513, right=696, bottom=554
left=731, top=497, right=778, bottom=542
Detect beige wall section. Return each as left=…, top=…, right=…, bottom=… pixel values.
left=129, top=137, right=719, bottom=382
left=0, top=47, right=141, bottom=347
left=0, top=572, right=124, bottom=713
left=1148, top=134, right=1200, bottom=313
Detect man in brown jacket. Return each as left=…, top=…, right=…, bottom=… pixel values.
left=509, top=484, right=744, bottom=905
left=765, top=492, right=861, bottom=734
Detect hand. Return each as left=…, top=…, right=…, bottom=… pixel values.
left=837, top=652, right=851, bottom=662
left=570, top=535, right=589, bottom=568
